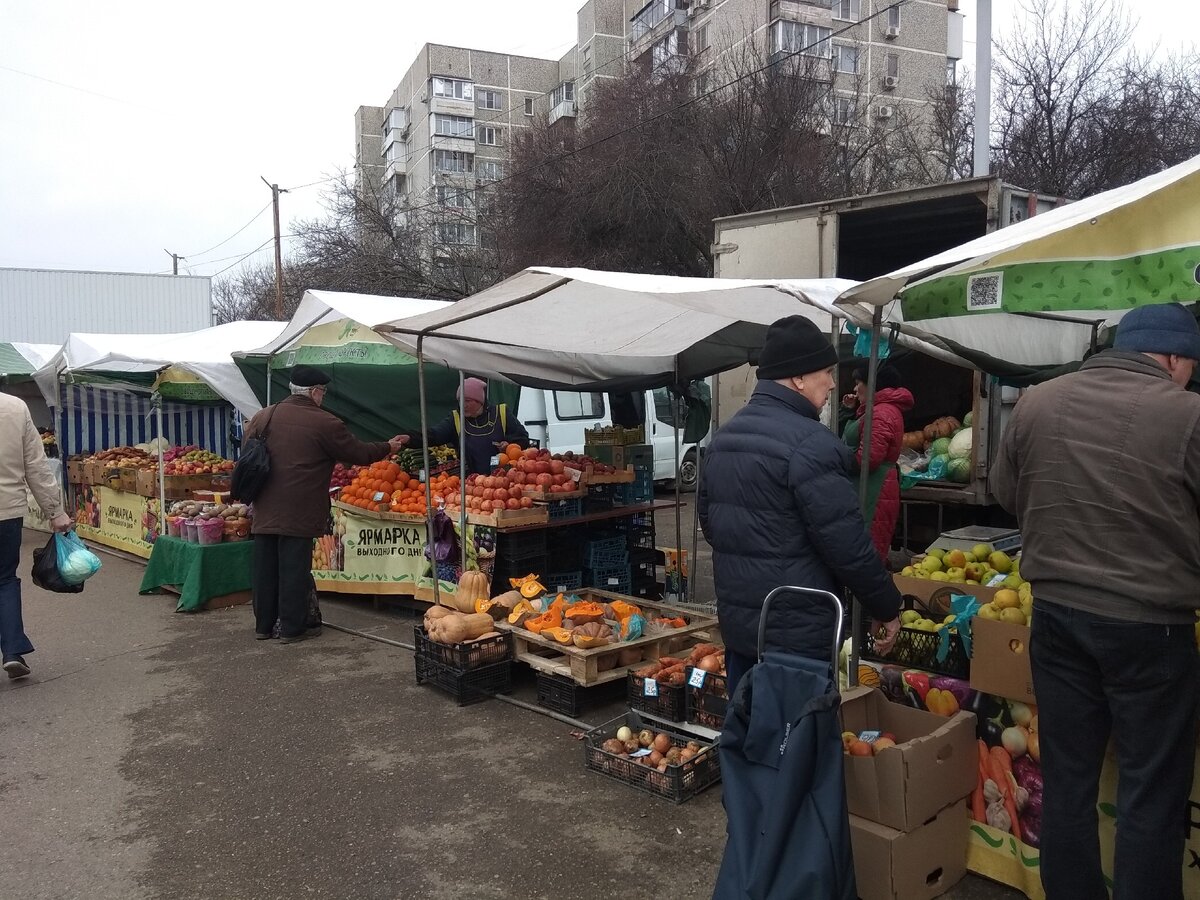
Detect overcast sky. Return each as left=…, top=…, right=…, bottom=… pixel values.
left=1, top=1, right=1195, bottom=282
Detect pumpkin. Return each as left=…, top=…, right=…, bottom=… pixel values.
left=507, top=599, right=537, bottom=626
left=509, top=573, right=547, bottom=599
left=458, top=569, right=490, bottom=603
left=571, top=621, right=614, bottom=649
left=490, top=589, right=523, bottom=610
left=542, top=626, right=573, bottom=645
left=474, top=598, right=507, bottom=620
left=902, top=430, right=927, bottom=452
left=427, top=612, right=494, bottom=645
left=608, top=599, right=642, bottom=622
left=565, top=601, right=606, bottom=625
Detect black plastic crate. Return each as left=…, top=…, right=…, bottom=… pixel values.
left=415, top=654, right=512, bottom=706
left=624, top=525, right=656, bottom=550
left=612, top=483, right=635, bottom=506
left=632, top=468, right=654, bottom=503
left=583, top=711, right=722, bottom=803
left=629, top=574, right=660, bottom=601
left=861, top=620, right=971, bottom=679
left=685, top=667, right=729, bottom=730
left=413, top=625, right=512, bottom=669
left=491, top=558, right=549, bottom=590
left=546, top=498, right=583, bottom=520
left=585, top=547, right=629, bottom=569
left=627, top=671, right=686, bottom=722
left=586, top=483, right=614, bottom=510
left=586, top=535, right=627, bottom=555
left=630, top=547, right=658, bottom=579
left=535, top=671, right=625, bottom=717
left=496, top=530, right=547, bottom=561
left=586, top=565, right=631, bottom=594
left=544, top=570, right=583, bottom=593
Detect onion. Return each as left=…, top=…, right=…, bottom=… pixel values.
left=616, top=726, right=633, bottom=743
left=697, top=654, right=723, bottom=673
left=1001, top=726, right=1029, bottom=758
left=652, top=733, right=672, bottom=754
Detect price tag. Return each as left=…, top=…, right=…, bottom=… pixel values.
left=688, top=667, right=707, bottom=689
left=373, top=491, right=386, bottom=502
left=858, top=730, right=882, bottom=744
left=567, top=467, right=583, bottom=483
left=608, top=577, right=619, bottom=586
left=643, top=677, right=659, bottom=697
left=629, top=748, right=651, bottom=758
left=986, top=572, right=1008, bottom=587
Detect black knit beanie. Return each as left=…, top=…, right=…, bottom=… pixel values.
left=757, top=316, right=839, bottom=380
left=853, top=364, right=902, bottom=390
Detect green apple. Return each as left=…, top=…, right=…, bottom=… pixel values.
left=944, top=549, right=968, bottom=569
left=971, top=543, right=991, bottom=563
left=919, top=555, right=944, bottom=574
left=988, top=551, right=1013, bottom=574
left=977, top=603, right=1001, bottom=621
left=926, top=547, right=946, bottom=561
left=901, top=566, right=916, bottom=577
left=1002, top=574, right=1024, bottom=591
left=901, top=610, right=921, bottom=626
left=929, top=571, right=950, bottom=582
left=946, top=567, right=967, bottom=582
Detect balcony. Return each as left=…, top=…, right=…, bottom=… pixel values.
left=769, top=0, right=833, bottom=28
left=549, top=99, right=577, bottom=125
left=432, top=134, right=475, bottom=155
left=384, top=143, right=407, bottom=182
left=629, top=0, right=688, bottom=55
left=382, top=107, right=409, bottom=151
left=430, top=94, right=475, bottom=117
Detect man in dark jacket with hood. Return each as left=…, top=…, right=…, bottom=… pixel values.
left=699, top=316, right=902, bottom=694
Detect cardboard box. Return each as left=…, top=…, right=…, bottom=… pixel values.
left=969, top=616, right=1035, bottom=704
left=118, top=467, right=139, bottom=492
left=850, top=800, right=968, bottom=900
left=841, top=687, right=977, bottom=832
left=135, top=468, right=160, bottom=498
left=66, top=458, right=86, bottom=484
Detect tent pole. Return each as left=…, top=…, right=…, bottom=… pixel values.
left=458, top=371, right=468, bottom=574
left=265, top=352, right=272, bottom=407
left=850, top=306, right=884, bottom=688
left=688, top=429, right=703, bottom=607
left=416, top=337, right=440, bottom=606
left=155, top=396, right=166, bottom=520
left=672, top=377, right=682, bottom=601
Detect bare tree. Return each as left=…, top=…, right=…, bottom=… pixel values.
left=992, top=0, right=1200, bottom=196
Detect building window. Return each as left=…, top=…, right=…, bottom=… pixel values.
left=772, top=21, right=832, bottom=58
left=478, top=229, right=499, bottom=251
left=696, top=70, right=710, bottom=96
left=692, top=23, right=709, bottom=54
left=583, top=45, right=593, bottom=78
left=436, top=186, right=474, bottom=209
left=477, top=160, right=503, bottom=182
left=946, top=58, right=957, bottom=85
left=433, top=114, right=474, bottom=137
left=887, top=4, right=901, bottom=28
left=385, top=143, right=406, bottom=165
left=477, top=125, right=499, bottom=145
left=433, top=149, right=473, bottom=174
left=631, top=0, right=681, bottom=41
left=834, top=96, right=856, bottom=126
left=833, top=0, right=860, bottom=21
left=886, top=53, right=899, bottom=79
left=436, top=222, right=476, bottom=246
left=651, top=30, right=684, bottom=72
left=432, top=77, right=474, bottom=100
left=477, top=89, right=502, bottom=110
left=524, top=97, right=534, bottom=116
left=551, top=82, right=574, bottom=107
left=832, top=43, right=859, bottom=74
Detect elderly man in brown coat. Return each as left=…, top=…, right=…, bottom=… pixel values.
left=243, top=366, right=404, bottom=643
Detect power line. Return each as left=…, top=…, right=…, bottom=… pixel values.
left=181, top=200, right=273, bottom=260
left=0, top=63, right=144, bottom=107
left=396, top=1, right=911, bottom=221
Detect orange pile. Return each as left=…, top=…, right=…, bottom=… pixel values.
left=340, top=460, right=409, bottom=512
left=389, top=471, right=460, bottom=514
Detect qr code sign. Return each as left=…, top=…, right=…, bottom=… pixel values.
left=967, top=272, right=1003, bottom=311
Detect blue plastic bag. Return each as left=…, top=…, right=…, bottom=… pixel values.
left=55, top=531, right=103, bottom=585
left=936, top=593, right=982, bottom=662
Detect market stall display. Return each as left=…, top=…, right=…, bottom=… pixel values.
left=138, top=536, right=255, bottom=612
left=584, top=712, right=721, bottom=803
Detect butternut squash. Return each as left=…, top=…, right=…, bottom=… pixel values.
left=428, top=611, right=494, bottom=645
left=490, top=589, right=523, bottom=610
left=451, top=570, right=490, bottom=614
left=507, top=599, right=537, bottom=627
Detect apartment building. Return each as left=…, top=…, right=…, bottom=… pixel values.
left=354, top=0, right=964, bottom=248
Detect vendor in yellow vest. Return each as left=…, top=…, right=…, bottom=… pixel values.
left=399, top=377, right=529, bottom=476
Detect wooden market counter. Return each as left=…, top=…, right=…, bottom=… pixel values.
left=494, top=501, right=675, bottom=533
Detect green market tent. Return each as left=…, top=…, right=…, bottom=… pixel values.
left=0, top=342, right=59, bottom=383
left=234, top=290, right=518, bottom=443
left=836, top=153, right=1200, bottom=376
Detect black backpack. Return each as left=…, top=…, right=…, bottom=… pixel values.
left=231, top=404, right=279, bottom=502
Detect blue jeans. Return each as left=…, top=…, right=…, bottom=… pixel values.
left=1031, top=600, right=1198, bottom=900
left=0, top=517, right=35, bottom=660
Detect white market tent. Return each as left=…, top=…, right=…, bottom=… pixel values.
left=244, top=289, right=452, bottom=358
left=374, top=266, right=964, bottom=390
left=836, top=154, right=1200, bottom=370
left=35, top=321, right=286, bottom=418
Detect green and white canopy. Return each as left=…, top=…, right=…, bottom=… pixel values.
left=837, top=154, right=1200, bottom=372
left=0, top=342, right=59, bottom=382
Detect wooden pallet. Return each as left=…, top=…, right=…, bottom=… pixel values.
left=495, top=589, right=718, bottom=686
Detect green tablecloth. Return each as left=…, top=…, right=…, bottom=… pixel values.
left=139, top=536, right=254, bottom=612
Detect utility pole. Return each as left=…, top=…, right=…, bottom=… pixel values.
left=260, top=176, right=289, bottom=319
left=973, top=0, right=992, bottom=177
left=163, top=249, right=184, bottom=275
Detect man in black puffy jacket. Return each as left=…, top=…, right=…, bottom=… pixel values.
left=699, top=316, right=901, bottom=694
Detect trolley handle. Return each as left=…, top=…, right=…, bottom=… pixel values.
left=757, top=586, right=844, bottom=675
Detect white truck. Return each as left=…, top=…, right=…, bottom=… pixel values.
left=518, top=386, right=708, bottom=490
left=711, top=176, right=1061, bottom=508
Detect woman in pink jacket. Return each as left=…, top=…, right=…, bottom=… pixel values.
left=841, top=365, right=914, bottom=562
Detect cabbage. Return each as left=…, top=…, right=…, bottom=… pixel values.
left=55, top=533, right=102, bottom=585
left=962, top=411, right=973, bottom=427
left=946, top=457, right=971, bottom=483
left=948, top=428, right=973, bottom=459
left=928, top=437, right=951, bottom=458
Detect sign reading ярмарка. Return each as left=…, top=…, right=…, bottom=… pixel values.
left=312, top=506, right=451, bottom=598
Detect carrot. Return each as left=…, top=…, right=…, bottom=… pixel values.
left=988, top=746, right=1023, bottom=842
left=971, top=741, right=988, bottom=823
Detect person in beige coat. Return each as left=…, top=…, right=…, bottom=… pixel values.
left=0, top=393, right=73, bottom=679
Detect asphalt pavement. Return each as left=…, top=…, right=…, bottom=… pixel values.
left=0, top=527, right=1025, bottom=900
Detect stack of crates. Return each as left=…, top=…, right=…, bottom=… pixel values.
left=584, top=534, right=630, bottom=594
left=492, top=530, right=547, bottom=588
left=617, top=512, right=658, bottom=600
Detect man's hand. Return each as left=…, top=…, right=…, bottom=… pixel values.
left=388, top=435, right=410, bottom=453
left=49, top=512, right=74, bottom=533
left=870, top=617, right=902, bottom=656
left=841, top=392, right=858, bottom=409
